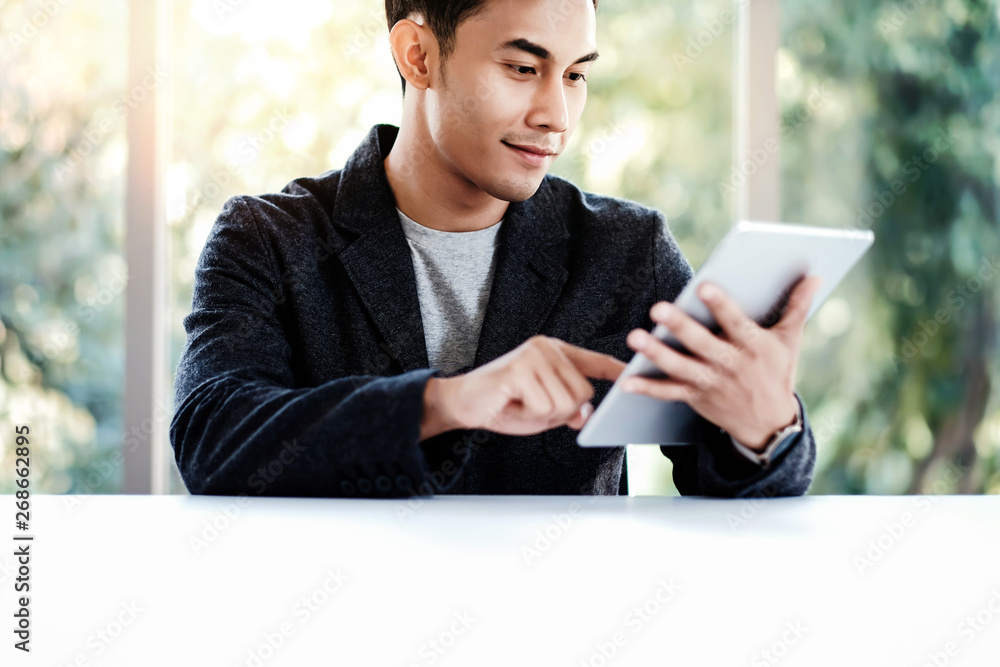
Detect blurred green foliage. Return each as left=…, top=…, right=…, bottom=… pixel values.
left=781, top=0, right=1000, bottom=494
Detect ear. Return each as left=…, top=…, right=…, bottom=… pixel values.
left=388, top=15, right=437, bottom=92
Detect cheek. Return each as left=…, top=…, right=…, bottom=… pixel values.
left=439, top=80, right=487, bottom=134
left=569, top=88, right=587, bottom=121
left=444, top=93, right=512, bottom=154
left=456, top=77, right=519, bottom=128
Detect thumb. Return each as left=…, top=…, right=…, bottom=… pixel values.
left=565, top=401, right=594, bottom=431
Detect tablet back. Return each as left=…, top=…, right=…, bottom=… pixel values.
left=576, top=220, right=874, bottom=447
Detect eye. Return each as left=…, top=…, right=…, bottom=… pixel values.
left=567, top=72, right=587, bottom=83
left=507, top=64, right=536, bottom=75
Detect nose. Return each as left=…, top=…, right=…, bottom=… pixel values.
left=527, top=72, right=569, bottom=134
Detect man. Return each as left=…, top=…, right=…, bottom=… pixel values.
left=170, top=0, right=821, bottom=499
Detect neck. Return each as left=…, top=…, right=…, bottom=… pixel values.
left=383, top=106, right=508, bottom=232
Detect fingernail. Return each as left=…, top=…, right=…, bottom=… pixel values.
left=652, top=303, right=673, bottom=322
left=580, top=402, right=593, bottom=418
left=628, top=330, right=647, bottom=349
left=700, top=284, right=717, bottom=301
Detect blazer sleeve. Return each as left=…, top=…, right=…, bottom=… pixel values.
left=650, top=211, right=817, bottom=498
left=169, top=197, right=470, bottom=498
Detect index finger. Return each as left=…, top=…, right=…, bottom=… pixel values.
left=559, top=343, right=628, bottom=381
left=697, top=282, right=761, bottom=345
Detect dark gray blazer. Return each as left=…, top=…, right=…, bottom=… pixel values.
left=170, top=123, right=817, bottom=499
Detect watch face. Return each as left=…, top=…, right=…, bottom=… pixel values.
left=760, top=398, right=804, bottom=465
left=766, top=428, right=803, bottom=464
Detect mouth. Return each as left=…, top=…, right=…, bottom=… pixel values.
left=502, top=141, right=556, bottom=167
left=502, top=141, right=555, bottom=156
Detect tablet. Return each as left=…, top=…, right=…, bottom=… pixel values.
left=576, top=220, right=874, bottom=447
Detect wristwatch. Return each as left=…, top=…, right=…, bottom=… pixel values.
left=728, top=396, right=804, bottom=469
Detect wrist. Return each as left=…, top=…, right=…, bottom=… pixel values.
left=420, top=376, right=464, bottom=441
left=737, top=394, right=800, bottom=452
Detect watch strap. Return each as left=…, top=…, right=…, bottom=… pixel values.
left=729, top=395, right=804, bottom=468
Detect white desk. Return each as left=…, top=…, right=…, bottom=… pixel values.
left=11, top=495, right=1000, bottom=666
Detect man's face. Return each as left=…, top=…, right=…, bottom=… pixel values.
left=426, top=0, right=597, bottom=202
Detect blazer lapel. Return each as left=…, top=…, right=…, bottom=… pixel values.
left=472, top=182, right=570, bottom=368
left=332, top=124, right=431, bottom=372
left=329, top=123, right=571, bottom=374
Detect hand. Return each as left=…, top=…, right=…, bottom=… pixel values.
left=620, top=276, right=823, bottom=450
left=420, top=336, right=627, bottom=439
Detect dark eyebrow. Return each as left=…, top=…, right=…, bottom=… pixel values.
left=497, top=37, right=599, bottom=65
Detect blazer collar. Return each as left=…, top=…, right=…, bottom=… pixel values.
left=331, top=123, right=571, bottom=373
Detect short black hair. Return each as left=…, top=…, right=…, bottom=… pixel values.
left=385, top=0, right=599, bottom=97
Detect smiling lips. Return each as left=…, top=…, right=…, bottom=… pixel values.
left=502, top=140, right=557, bottom=166
left=503, top=141, right=555, bottom=155
left=503, top=141, right=556, bottom=155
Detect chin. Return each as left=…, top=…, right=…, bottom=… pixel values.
left=483, top=174, right=544, bottom=202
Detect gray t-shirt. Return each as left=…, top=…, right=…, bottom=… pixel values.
left=396, top=206, right=503, bottom=376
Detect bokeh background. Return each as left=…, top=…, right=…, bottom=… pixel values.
left=1, top=0, right=998, bottom=495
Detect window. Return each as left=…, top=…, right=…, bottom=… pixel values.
left=9, top=0, right=987, bottom=497
left=0, top=1, right=128, bottom=493
left=780, top=0, right=1000, bottom=494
